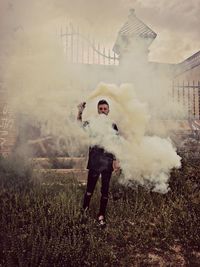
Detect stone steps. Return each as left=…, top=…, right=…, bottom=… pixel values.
left=32, top=157, right=88, bottom=183
left=34, top=168, right=88, bottom=183
left=31, top=157, right=87, bottom=169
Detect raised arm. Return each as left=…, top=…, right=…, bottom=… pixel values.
left=77, top=102, right=86, bottom=122
left=112, top=123, right=120, bottom=173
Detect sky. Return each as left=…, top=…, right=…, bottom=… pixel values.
left=0, top=0, right=200, bottom=64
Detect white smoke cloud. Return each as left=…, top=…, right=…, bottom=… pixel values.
left=0, top=0, right=184, bottom=189
left=86, top=83, right=181, bottom=193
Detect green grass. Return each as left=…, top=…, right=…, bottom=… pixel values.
left=0, top=155, right=200, bottom=266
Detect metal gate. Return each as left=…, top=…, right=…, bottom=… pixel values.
left=60, top=24, right=119, bottom=65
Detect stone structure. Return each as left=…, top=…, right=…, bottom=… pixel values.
left=113, top=8, right=157, bottom=65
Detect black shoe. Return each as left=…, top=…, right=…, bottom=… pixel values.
left=97, top=215, right=106, bottom=228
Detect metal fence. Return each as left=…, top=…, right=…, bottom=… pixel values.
left=172, top=81, right=200, bottom=119
left=60, top=24, right=119, bottom=65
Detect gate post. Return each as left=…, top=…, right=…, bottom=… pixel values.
left=198, top=81, right=200, bottom=120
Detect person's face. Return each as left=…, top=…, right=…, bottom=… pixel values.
left=98, top=104, right=109, bottom=115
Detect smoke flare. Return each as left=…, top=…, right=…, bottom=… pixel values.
left=87, top=83, right=181, bottom=193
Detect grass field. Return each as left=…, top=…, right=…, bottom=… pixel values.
left=0, top=155, right=200, bottom=266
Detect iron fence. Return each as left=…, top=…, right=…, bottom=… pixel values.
left=60, top=24, right=119, bottom=65
left=172, top=81, right=200, bottom=119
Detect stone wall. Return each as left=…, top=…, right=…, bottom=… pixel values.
left=0, top=90, right=17, bottom=156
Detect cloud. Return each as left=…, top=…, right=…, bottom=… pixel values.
left=135, top=0, right=200, bottom=62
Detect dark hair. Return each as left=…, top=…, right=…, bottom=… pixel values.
left=97, top=99, right=109, bottom=107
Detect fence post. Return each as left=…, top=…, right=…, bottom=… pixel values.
left=65, top=26, right=68, bottom=59
left=193, top=80, right=196, bottom=118
left=198, top=81, right=200, bottom=120
left=172, top=80, right=174, bottom=101
left=87, top=34, right=90, bottom=64
left=177, top=81, right=180, bottom=103
left=108, top=49, right=111, bottom=65
left=98, top=43, right=100, bottom=65
left=60, top=27, right=63, bottom=41
left=182, top=80, right=185, bottom=107
left=81, top=33, right=84, bottom=64
left=188, top=81, right=191, bottom=119
left=114, top=52, right=116, bottom=65
left=77, top=27, right=79, bottom=64
left=70, top=24, right=74, bottom=63
left=92, top=39, right=95, bottom=64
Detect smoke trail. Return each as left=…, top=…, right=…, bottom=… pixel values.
left=87, top=83, right=181, bottom=193
left=88, top=83, right=150, bottom=141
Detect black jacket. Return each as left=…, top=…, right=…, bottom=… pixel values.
left=85, top=122, right=118, bottom=172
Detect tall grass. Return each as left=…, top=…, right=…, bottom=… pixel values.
left=0, top=155, right=200, bottom=266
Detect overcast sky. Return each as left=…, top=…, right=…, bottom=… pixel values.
left=1, top=0, right=200, bottom=63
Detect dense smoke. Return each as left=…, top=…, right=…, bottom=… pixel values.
left=0, top=0, right=191, bottom=192
left=86, top=83, right=181, bottom=193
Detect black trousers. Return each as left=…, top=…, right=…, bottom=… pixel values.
left=83, top=169, right=112, bottom=217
